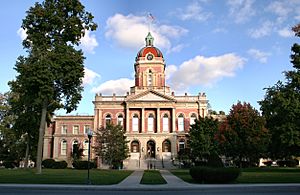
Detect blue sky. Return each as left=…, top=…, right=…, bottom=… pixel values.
left=0, top=0, right=299, bottom=115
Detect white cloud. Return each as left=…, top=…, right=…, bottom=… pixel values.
left=91, top=78, right=134, bottom=95
left=165, top=65, right=178, bottom=80
left=167, top=53, right=245, bottom=90
left=105, top=13, right=188, bottom=51
left=17, top=28, right=27, bottom=40
left=278, top=27, right=294, bottom=38
left=167, top=44, right=186, bottom=54
left=227, top=0, right=256, bottom=24
left=175, top=1, right=212, bottom=22
left=248, top=21, right=273, bottom=38
left=266, top=1, right=293, bottom=23
left=80, top=30, right=98, bottom=54
left=212, top=28, right=228, bottom=34
left=83, top=67, right=100, bottom=86
left=247, top=49, right=271, bottom=63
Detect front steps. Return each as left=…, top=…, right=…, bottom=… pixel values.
left=124, top=158, right=176, bottom=170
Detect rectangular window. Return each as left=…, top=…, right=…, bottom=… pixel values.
left=61, top=125, right=67, bottom=134
left=148, top=118, right=154, bottom=132
left=163, top=117, right=169, bottom=132
left=132, top=118, right=139, bottom=132
left=61, top=141, right=67, bottom=155
left=178, top=118, right=184, bottom=132
left=190, top=117, right=196, bottom=125
left=84, top=125, right=90, bottom=134
left=118, top=118, right=123, bottom=126
left=73, top=125, right=79, bottom=134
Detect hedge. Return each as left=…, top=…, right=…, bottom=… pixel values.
left=190, top=166, right=240, bottom=183
left=42, top=159, right=56, bottom=168
left=72, top=160, right=97, bottom=170
left=42, top=159, right=67, bottom=169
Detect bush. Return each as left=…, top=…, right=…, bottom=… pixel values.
left=263, top=161, right=273, bottom=166
left=52, top=161, right=68, bottom=169
left=207, top=153, right=224, bottom=168
left=72, top=160, right=97, bottom=170
left=277, top=160, right=285, bottom=167
left=3, top=161, right=18, bottom=168
left=190, top=166, right=240, bottom=183
left=286, top=159, right=299, bottom=167
left=42, top=159, right=56, bottom=168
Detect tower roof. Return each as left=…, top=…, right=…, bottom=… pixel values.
left=136, top=32, right=163, bottom=58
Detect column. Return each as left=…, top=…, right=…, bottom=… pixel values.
left=156, top=108, right=160, bottom=133
left=126, top=107, right=129, bottom=132
left=43, top=138, right=49, bottom=159
left=172, top=108, right=176, bottom=133
left=98, top=109, right=102, bottom=128
left=93, top=109, right=98, bottom=130
left=141, top=108, right=145, bottom=133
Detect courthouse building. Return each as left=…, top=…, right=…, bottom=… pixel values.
left=43, top=32, right=208, bottom=169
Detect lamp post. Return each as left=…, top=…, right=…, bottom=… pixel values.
left=87, top=129, right=93, bottom=185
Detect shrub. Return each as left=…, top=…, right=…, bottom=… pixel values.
left=72, top=160, right=96, bottom=169
left=52, top=161, right=68, bottom=169
left=286, top=159, right=299, bottom=167
left=3, top=161, right=18, bottom=169
left=42, top=159, right=56, bottom=168
left=190, top=166, right=240, bottom=183
left=276, top=160, right=285, bottom=167
left=263, top=161, right=273, bottom=166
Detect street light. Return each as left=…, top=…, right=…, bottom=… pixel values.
left=87, top=129, right=93, bottom=185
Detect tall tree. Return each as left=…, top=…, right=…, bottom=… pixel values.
left=189, top=116, right=219, bottom=161
left=9, top=0, right=97, bottom=174
left=259, top=24, right=300, bottom=159
left=94, top=124, right=129, bottom=169
left=218, top=102, right=269, bottom=167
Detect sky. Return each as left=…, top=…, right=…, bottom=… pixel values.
left=0, top=0, right=299, bottom=115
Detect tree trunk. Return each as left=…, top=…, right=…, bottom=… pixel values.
left=24, top=134, right=30, bottom=168
left=36, top=100, right=48, bottom=174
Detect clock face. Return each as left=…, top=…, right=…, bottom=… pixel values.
left=147, top=54, right=153, bottom=60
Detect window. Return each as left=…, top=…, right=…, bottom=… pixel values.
left=117, top=114, right=123, bottom=126
left=72, top=140, right=78, bottom=153
left=83, top=140, right=89, bottom=156
left=61, top=140, right=67, bottom=155
left=84, top=125, right=90, bottom=134
left=73, top=125, right=79, bottom=134
left=105, top=114, right=111, bottom=125
left=61, top=125, right=67, bottom=134
left=190, top=113, right=197, bottom=125
left=132, top=114, right=139, bottom=132
left=148, top=113, right=154, bottom=132
left=178, top=114, right=184, bottom=132
left=131, top=141, right=140, bottom=153
left=163, top=114, right=169, bottom=132
left=148, top=70, right=153, bottom=86
left=162, top=140, right=171, bottom=152
left=179, top=140, right=185, bottom=152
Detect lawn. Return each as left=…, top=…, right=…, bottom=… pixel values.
left=140, top=170, right=167, bottom=185
left=171, top=167, right=300, bottom=184
left=0, top=168, right=132, bottom=185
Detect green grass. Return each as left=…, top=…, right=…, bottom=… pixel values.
left=171, top=167, right=300, bottom=184
left=140, top=170, right=167, bottom=185
left=0, top=168, right=133, bottom=185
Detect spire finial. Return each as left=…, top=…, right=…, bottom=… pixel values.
left=145, top=32, right=154, bottom=46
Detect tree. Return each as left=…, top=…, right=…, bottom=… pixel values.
left=94, top=124, right=129, bottom=169
left=9, top=0, right=97, bottom=174
left=218, top=102, right=270, bottom=167
left=189, top=116, right=219, bottom=162
left=259, top=24, right=300, bottom=159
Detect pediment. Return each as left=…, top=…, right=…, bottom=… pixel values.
left=127, top=90, right=175, bottom=102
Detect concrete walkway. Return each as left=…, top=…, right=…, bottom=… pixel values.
left=117, top=170, right=144, bottom=187
left=160, top=169, right=191, bottom=187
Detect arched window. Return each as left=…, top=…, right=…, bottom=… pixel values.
left=83, top=140, right=89, bottom=156
left=148, top=113, right=154, bottom=132
left=148, top=70, right=153, bottom=86
left=163, top=113, right=169, bottom=132
left=132, top=114, right=139, bottom=132
left=117, top=114, right=124, bottom=126
left=162, top=139, right=171, bottom=152
left=190, top=113, right=197, bottom=125
left=105, top=114, right=112, bottom=125
left=131, top=141, right=140, bottom=153
left=72, top=140, right=78, bottom=153
left=178, top=114, right=184, bottom=132
left=61, top=140, right=67, bottom=155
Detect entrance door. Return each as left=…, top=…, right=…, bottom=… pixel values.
left=147, top=140, right=156, bottom=158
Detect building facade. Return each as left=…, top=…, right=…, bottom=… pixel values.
left=44, top=32, right=208, bottom=169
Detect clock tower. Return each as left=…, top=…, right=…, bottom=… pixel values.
left=130, top=32, right=170, bottom=95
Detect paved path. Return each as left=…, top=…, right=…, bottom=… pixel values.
left=160, top=169, right=191, bottom=187
left=117, top=170, right=144, bottom=187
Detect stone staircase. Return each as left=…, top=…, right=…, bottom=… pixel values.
left=124, top=158, right=176, bottom=170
